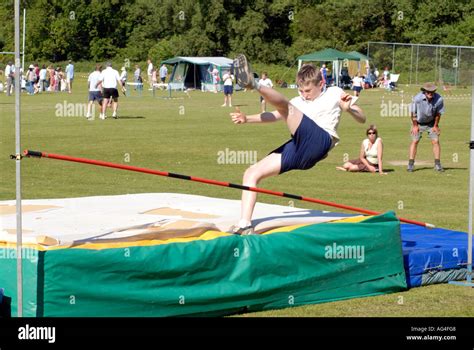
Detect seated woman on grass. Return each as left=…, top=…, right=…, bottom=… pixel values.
left=337, top=125, right=386, bottom=175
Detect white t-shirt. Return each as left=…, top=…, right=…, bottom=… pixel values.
left=352, top=76, right=364, bottom=87
left=100, top=67, right=120, bottom=89
left=159, top=65, right=168, bottom=78
left=290, top=86, right=344, bottom=143
left=147, top=63, right=153, bottom=75
left=88, top=71, right=103, bottom=92
left=39, top=68, right=47, bottom=80
left=259, top=78, right=273, bottom=88
left=222, top=73, right=234, bottom=86
left=5, top=64, right=12, bottom=77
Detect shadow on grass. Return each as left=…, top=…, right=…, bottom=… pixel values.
left=113, top=116, right=145, bottom=119
left=412, top=167, right=467, bottom=172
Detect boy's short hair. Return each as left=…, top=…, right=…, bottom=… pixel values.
left=297, top=64, right=323, bottom=87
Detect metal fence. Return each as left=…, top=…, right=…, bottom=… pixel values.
left=367, top=41, right=474, bottom=86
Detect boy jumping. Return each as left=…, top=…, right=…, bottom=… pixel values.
left=229, top=54, right=366, bottom=235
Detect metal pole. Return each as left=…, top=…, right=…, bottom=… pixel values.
left=15, top=0, right=23, bottom=317
left=415, top=45, right=419, bottom=85
left=410, top=45, right=413, bottom=85
left=469, top=77, right=474, bottom=283
left=455, top=47, right=460, bottom=86
left=450, top=74, right=474, bottom=288
left=392, top=44, right=395, bottom=72
left=21, top=8, right=25, bottom=72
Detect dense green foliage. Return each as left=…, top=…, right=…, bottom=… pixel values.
left=0, top=0, right=472, bottom=64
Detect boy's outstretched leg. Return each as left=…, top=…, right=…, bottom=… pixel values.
left=228, top=153, right=282, bottom=235
left=234, top=54, right=303, bottom=134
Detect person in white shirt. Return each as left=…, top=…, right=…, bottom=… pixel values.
left=221, top=70, right=234, bottom=107
left=211, top=66, right=219, bottom=93
left=159, top=64, right=168, bottom=83
left=97, top=62, right=123, bottom=120
left=228, top=55, right=365, bottom=235
left=147, top=59, right=153, bottom=89
left=86, top=64, right=104, bottom=120
left=39, top=65, right=47, bottom=92
left=5, top=61, right=14, bottom=96
left=337, top=125, right=386, bottom=174
left=258, top=72, right=273, bottom=112
left=120, top=67, right=127, bottom=86
left=65, top=60, right=74, bottom=94
left=352, top=72, right=364, bottom=97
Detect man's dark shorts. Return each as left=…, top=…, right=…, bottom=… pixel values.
left=103, top=88, right=119, bottom=102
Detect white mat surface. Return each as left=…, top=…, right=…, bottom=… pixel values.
left=0, top=193, right=357, bottom=246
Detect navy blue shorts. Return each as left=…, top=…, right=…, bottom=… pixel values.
left=223, top=85, right=233, bottom=95
left=88, top=91, right=103, bottom=102
left=353, top=86, right=362, bottom=92
left=271, top=115, right=332, bottom=174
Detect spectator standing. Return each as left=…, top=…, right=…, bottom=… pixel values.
left=65, top=60, right=74, bottom=93
left=258, top=72, right=273, bottom=112
left=159, top=64, right=168, bottom=83
left=39, top=65, right=47, bottom=92
left=407, top=83, right=445, bottom=172
left=5, top=61, right=14, bottom=96
left=221, top=70, right=234, bottom=107
left=147, top=59, right=153, bottom=89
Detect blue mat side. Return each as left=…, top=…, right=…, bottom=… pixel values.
left=401, top=224, right=472, bottom=288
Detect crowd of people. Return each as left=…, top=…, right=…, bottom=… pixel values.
left=1, top=60, right=74, bottom=95
left=1, top=58, right=445, bottom=177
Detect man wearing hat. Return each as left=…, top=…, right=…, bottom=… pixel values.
left=407, top=82, right=445, bottom=172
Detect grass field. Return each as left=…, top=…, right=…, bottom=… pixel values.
left=0, top=75, right=473, bottom=316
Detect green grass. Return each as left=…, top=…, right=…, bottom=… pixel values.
left=1, top=76, right=473, bottom=316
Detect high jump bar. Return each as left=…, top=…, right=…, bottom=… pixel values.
left=22, top=149, right=435, bottom=228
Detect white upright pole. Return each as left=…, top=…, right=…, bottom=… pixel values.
left=15, top=0, right=24, bottom=316
left=450, top=74, right=474, bottom=288
left=21, top=8, right=25, bottom=72
left=468, top=77, right=474, bottom=284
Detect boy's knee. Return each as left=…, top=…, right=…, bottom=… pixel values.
left=243, top=166, right=261, bottom=183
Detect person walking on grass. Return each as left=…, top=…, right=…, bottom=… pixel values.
left=86, top=64, right=103, bottom=120
left=228, top=54, right=366, bottom=235
left=407, top=82, right=445, bottom=172
left=97, top=62, right=124, bottom=120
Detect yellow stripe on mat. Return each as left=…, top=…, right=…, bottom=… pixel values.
left=0, top=216, right=371, bottom=251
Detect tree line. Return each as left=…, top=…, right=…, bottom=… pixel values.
left=0, top=0, right=472, bottom=65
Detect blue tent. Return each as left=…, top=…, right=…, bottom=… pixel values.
left=161, top=56, right=233, bottom=91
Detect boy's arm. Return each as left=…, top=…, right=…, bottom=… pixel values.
left=340, top=93, right=365, bottom=123
left=231, top=110, right=283, bottom=124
